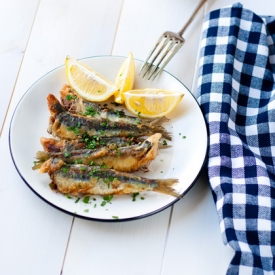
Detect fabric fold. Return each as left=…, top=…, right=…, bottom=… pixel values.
left=197, top=2, right=275, bottom=274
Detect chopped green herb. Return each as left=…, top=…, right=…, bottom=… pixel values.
left=100, top=130, right=105, bottom=135
left=100, top=122, right=107, bottom=127
left=94, top=204, right=97, bottom=208
left=162, top=140, right=168, bottom=146
left=101, top=201, right=107, bottom=207
left=64, top=151, right=71, bottom=157
left=84, top=107, right=97, bottom=116
left=90, top=161, right=95, bottom=166
left=75, top=198, right=80, bottom=203
left=62, top=167, right=69, bottom=173
left=66, top=94, right=76, bottom=100
left=112, top=216, right=119, bottom=219
left=76, top=159, right=82, bottom=164
left=93, top=198, right=96, bottom=201
left=182, top=136, right=186, bottom=139
left=66, top=194, right=72, bottom=199
left=84, top=209, right=89, bottom=212
left=80, top=166, right=86, bottom=171
left=103, top=194, right=114, bottom=203
left=132, top=192, right=139, bottom=201
left=82, top=196, right=90, bottom=204
left=141, top=197, right=145, bottom=200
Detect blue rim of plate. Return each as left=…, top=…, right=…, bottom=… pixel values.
left=9, top=55, right=209, bottom=222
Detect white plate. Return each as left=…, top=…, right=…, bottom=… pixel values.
left=9, top=56, right=207, bottom=222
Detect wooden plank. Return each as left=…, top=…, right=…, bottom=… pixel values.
left=62, top=209, right=171, bottom=275
left=0, top=1, right=123, bottom=274
left=0, top=0, right=39, bottom=133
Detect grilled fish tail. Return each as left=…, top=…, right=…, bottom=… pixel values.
left=154, top=178, right=179, bottom=197
left=149, top=116, right=172, bottom=140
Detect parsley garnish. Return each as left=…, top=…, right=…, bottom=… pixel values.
left=82, top=196, right=90, bottom=204
left=103, top=194, right=113, bottom=202
left=75, top=198, right=80, bottom=203
left=132, top=192, right=139, bottom=201
left=64, top=151, right=71, bottom=157
left=66, top=94, right=76, bottom=100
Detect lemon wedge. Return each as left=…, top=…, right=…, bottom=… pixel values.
left=123, top=89, right=184, bottom=118
left=65, top=56, right=118, bottom=102
left=114, top=52, right=135, bottom=104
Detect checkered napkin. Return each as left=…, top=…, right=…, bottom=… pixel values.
left=197, top=2, right=275, bottom=274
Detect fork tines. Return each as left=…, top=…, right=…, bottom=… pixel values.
left=139, top=31, right=185, bottom=80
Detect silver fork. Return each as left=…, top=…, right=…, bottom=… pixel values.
left=140, top=0, right=207, bottom=80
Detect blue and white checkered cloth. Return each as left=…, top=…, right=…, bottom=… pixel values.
left=197, top=2, right=275, bottom=274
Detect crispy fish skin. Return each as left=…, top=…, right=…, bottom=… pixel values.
left=47, top=94, right=172, bottom=140
left=36, top=133, right=162, bottom=172
left=60, top=84, right=152, bottom=124
left=42, top=159, right=179, bottom=197
left=40, top=136, right=143, bottom=153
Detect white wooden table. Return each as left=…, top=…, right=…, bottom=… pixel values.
left=0, top=1, right=272, bottom=274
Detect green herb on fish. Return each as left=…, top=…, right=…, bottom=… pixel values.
left=66, top=94, right=76, bottom=100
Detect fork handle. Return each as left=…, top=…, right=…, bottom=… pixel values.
left=178, top=0, right=207, bottom=37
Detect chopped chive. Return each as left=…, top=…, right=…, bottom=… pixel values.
left=84, top=209, right=89, bottom=212
left=112, top=216, right=119, bottom=219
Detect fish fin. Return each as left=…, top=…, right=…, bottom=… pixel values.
left=39, top=158, right=65, bottom=173
left=47, top=94, right=65, bottom=116
left=36, top=151, right=50, bottom=161
left=149, top=116, right=169, bottom=126
left=154, top=178, right=180, bottom=197
left=148, top=117, right=172, bottom=140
